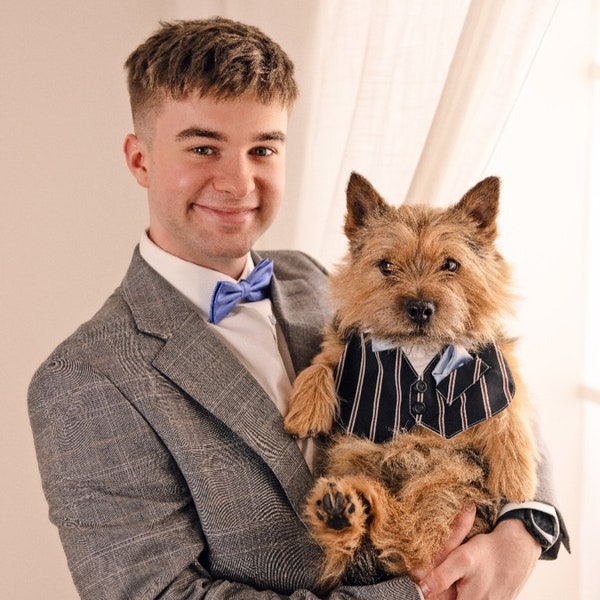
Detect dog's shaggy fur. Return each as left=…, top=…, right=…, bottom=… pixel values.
left=284, top=173, right=538, bottom=591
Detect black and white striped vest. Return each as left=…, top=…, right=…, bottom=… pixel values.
left=334, top=333, right=515, bottom=442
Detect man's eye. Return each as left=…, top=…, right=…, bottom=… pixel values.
left=191, top=146, right=214, bottom=156
left=252, top=147, right=274, bottom=157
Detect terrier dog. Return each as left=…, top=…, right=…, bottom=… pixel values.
left=284, top=172, right=537, bottom=590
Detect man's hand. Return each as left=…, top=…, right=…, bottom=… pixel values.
left=411, top=503, right=477, bottom=600
left=417, top=516, right=542, bottom=599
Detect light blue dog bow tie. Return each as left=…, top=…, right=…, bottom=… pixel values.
left=370, top=337, right=474, bottom=384
left=209, top=258, right=274, bottom=324
left=431, top=344, right=474, bottom=384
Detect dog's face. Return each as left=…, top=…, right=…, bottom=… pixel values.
left=331, top=173, right=514, bottom=350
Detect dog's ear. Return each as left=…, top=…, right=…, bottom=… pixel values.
left=453, top=176, right=500, bottom=240
left=345, top=172, right=390, bottom=239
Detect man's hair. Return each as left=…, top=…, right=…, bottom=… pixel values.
left=124, top=17, right=298, bottom=128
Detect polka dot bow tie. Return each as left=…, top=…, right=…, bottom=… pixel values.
left=208, top=258, right=274, bottom=324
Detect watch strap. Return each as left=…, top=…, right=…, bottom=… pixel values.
left=496, top=505, right=560, bottom=550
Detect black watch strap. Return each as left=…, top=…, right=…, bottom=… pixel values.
left=496, top=508, right=559, bottom=550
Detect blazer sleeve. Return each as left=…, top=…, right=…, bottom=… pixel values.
left=532, top=423, right=570, bottom=558
left=29, top=358, right=211, bottom=598
left=29, top=356, right=424, bottom=600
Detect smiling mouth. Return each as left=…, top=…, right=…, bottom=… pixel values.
left=193, top=204, right=257, bottom=220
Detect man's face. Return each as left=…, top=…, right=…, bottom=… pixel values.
left=124, top=94, right=288, bottom=277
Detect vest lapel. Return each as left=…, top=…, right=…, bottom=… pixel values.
left=433, top=355, right=491, bottom=405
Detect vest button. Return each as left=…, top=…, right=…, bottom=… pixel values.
left=414, top=401, right=426, bottom=414
left=415, top=380, right=428, bottom=393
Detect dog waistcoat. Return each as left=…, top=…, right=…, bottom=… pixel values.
left=334, top=334, right=515, bottom=442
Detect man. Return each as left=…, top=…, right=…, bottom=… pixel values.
left=29, top=17, right=567, bottom=599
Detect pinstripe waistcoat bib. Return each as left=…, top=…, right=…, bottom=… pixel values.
left=335, top=334, right=515, bottom=442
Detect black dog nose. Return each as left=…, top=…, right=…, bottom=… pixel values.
left=406, top=299, right=436, bottom=324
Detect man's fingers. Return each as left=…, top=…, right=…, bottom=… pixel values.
left=417, top=504, right=476, bottom=597
left=438, top=503, right=476, bottom=562
left=418, top=543, right=475, bottom=598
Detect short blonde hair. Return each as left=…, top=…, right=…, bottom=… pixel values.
left=124, top=17, right=298, bottom=129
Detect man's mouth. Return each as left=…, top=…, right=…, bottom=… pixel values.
left=192, top=203, right=257, bottom=223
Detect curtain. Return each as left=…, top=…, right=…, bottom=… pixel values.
left=405, top=0, right=560, bottom=207
left=284, top=0, right=559, bottom=266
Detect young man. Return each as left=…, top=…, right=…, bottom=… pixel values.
left=29, top=18, right=566, bottom=599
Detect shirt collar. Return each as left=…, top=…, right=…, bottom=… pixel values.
left=138, top=231, right=254, bottom=320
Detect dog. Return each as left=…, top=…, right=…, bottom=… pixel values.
left=284, top=172, right=538, bottom=591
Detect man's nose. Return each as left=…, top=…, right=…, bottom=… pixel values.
left=212, top=155, right=256, bottom=198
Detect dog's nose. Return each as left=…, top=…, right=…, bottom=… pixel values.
left=406, top=299, right=436, bottom=324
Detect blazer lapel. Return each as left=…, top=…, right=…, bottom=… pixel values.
left=261, top=252, right=330, bottom=375
left=122, top=248, right=314, bottom=517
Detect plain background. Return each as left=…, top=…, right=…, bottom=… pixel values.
left=1, top=1, right=594, bottom=598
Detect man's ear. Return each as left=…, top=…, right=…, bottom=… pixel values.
left=123, top=133, right=149, bottom=188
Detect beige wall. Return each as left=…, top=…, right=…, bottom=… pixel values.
left=2, top=2, right=169, bottom=598
left=1, top=1, right=590, bottom=598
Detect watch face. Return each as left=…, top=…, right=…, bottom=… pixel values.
left=530, top=510, right=559, bottom=549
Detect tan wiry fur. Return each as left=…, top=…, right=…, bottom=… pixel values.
left=284, top=173, right=538, bottom=591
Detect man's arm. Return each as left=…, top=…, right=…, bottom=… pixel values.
left=29, top=358, right=425, bottom=600
left=28, top=360, right=213, bottom=598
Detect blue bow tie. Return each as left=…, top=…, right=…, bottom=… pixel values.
left=208, top=258, right=274, bottom=324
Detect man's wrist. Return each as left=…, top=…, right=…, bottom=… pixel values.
left=496, top=502, right=560, bottom=551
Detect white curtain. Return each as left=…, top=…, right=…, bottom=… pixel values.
left=177, top=0, right=559, bottom=266
left=288, top=0, right=559, bottom=266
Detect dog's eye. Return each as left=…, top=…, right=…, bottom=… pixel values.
left=441, top=258, right=460, bottom=273
left=378, top=260, right=395, bottom=276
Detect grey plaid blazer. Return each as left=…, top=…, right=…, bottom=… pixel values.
left=29, top=248, right=428, bottom=599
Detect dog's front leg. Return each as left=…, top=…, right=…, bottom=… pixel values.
left=478, top=404, right=538, bottom=502
left=475, top=346, right=538, bottom=502
left=284, top=326, right=345, bottom=438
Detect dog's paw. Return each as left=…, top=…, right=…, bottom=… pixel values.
left=308, top=480, right=371, bottom=535
left=283, top=403, right=327, bottom=438
left=315, top=482, right=364, bottom=530
left=284, top=364, right=337, bottom=438
left=487, top=462, right=536, bottom=502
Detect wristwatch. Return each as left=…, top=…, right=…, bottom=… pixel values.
left=496, top=508, right=559, bottom=550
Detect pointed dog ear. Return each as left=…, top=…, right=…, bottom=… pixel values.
left=345, top=172, right=391, bottom=240
left=453, top=176, right=500, bottom=241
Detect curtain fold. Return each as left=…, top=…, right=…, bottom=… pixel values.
left=292, top=0, right=470, bottom=265
left=289, top=0, right=559, bottom=266
left=405, top=0, right=560, bottom=206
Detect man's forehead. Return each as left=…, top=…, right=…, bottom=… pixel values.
left=138, top=93, right=288, bottom=144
